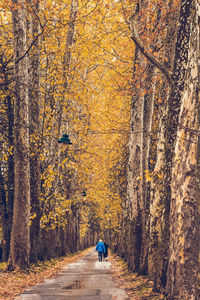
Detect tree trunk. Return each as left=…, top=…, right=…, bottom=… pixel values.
left=148, top=0, right=187, bottom=292
left=127, top=0, right=154, bottom=273
left=126, top=45, right=141, bottom=270
left=8, top=0, right=30, bottom=269
left=4, top=95, right=14, bottom=260
left=139, top=63, right=154, bottom=274
left=0, top=168, right=8, bottom=261
left=28, top=0, right=41, bottom=263
left=166, top=1, right=200, bottom=298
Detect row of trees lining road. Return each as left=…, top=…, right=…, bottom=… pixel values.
left=0, top=0, right=199, bottom=299
left=115, top=1, right=199, bottom=299
left=0, top=0, right=97, bottom=269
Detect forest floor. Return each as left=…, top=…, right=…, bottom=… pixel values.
left=0, top=248, right=164, bottom=300
left=110, top=254, right=164, bottom=300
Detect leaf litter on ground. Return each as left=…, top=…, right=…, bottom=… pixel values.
left=110, top=253, right=164, bottom=300
left=0, top=248, right=91, bottom=300
left=1, top=249, right=166, bottom=300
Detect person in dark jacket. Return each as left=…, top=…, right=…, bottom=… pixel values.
left=96, top=239, right=105, bottom=262
left=103, top=241, right=109, bottom=261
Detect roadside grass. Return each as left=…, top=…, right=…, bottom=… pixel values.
left=110, top=253, right=164, bottom=300
left=0, top=248, right=92, bottom=300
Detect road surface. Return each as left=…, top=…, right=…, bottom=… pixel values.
left=15, top=249, right=129, bottom=300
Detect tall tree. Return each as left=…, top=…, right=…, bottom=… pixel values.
left=148, top=0, right=181, bottom=291
left=6, top=95, right=14, bottom=260
left=126, top=46, right=143, bottom=271
left=28, top=0, right=41, bottom=262
left=126, top=0, right=156, bottom=274
left=8, top=0, right=31, bottom=269
left=166, top=0, right=200, bottom=298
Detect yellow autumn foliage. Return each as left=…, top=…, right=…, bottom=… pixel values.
left=0, top=0, right=133, bottom=237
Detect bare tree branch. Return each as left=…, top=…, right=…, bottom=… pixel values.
left=128, top=13, right=173, bottom=86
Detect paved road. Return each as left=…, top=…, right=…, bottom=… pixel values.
left=15, top=249, right=129, bottom=300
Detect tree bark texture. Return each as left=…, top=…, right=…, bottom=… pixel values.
left=166, top=1, right=200, bottom=298
left=139, top=63, right=154, bottom=274
left=28, top=0, right=41, bottom=263
left=148, top=0, right=180, bottom=290
left=9, top=0, right=31, bottom=269
left=0, top=168, right=8, bottom=261
left=126, top=0, right=200, bottom=296
left=6, top=96, right=14, bottom=260
left=126, top=0, right=155, bottom=273
left=127, top=0, right=163, bottom=275
left=148, top=89, right=168, bottom=291
left=127, top=46, right=143, bottom=271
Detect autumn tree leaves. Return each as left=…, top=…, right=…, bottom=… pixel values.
left=0, top=0, right=131, bottom=267
left=1, top=0, right=83, bottom=267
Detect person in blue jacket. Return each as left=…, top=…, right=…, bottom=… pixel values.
left=96, top=239, right=105, bottom=262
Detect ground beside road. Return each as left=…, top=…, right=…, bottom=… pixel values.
left=0, top=249, right=91, bottom=300
left=110, top=254, right=164, bottom=300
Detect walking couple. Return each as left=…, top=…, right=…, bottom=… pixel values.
left=95, top=240, right=109, bottom=262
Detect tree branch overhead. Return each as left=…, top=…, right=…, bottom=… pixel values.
left=128, top=13, right=173, bottom=86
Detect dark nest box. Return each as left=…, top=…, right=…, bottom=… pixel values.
left=58, top=134, right=72, bottom=145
